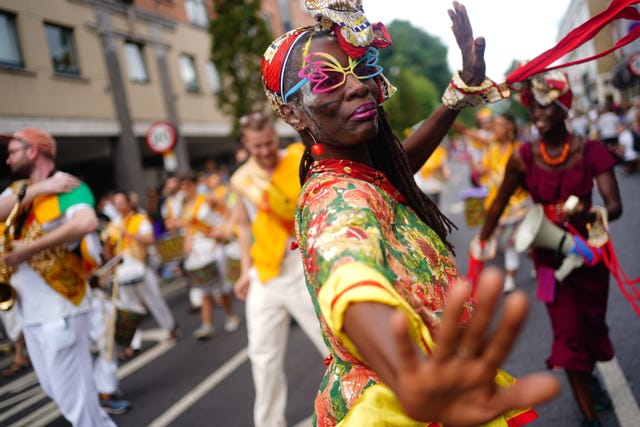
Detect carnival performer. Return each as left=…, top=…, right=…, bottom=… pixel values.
left=102, top=190, right=178, bottom=360
left=179, top=170, right=240, bottom=339
left=454, top=107, right=494, bottom=186
left=159, top=174, right=188, bottom=285
left=413, top=143, right=451, bottom=207
left=204, top=171, right=242, bottom=287
left=230, top=110, right=328, bottom=427
left=0, top=128, right=116, bottom=426
left=477, top=113, right=531, bottom=292
left=477, top=72, right=622, bottom=427
left=81, top=228, right=133, bottom=415
left=258, top=1, right=560, bottom=426
left=87, top=282, right=132, bottom=414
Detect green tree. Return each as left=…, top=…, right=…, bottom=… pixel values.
left=379, top=20, right=451, bottom=92
left=384, top=71, right=440, bottom=136
left=376, top=20, right=453, bottom=135
left=210, top=0, right=273, bottom=137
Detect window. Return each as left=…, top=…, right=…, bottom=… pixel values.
left=124, top=41, right=149, bottom=82
left=0, top=12, right=23, bottom=69
left=206, top=61, right=221, bottom=93
left=179, top=54, right=199, bottom=92
left=185, top=0, right=208, bottom=27
left=44, top=23, right=80, bottom=76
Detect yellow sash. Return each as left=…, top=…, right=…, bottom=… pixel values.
left=22, top=192, right=90, bottom=306
left=103, top=213, right=148, bottom=262
left=182, top=194, right=212, bottom=235
left=244, top=143, right=304, bottom=283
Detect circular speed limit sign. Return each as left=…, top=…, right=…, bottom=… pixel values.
left=146, top=121, right=177, bottom=154
left=629, top=52, right=640, bottom=77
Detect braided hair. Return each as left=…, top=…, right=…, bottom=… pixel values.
left=286, top=30, right=456, bottom=253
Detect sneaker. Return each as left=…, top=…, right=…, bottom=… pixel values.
left=193, top=324, right=215, bottom=340
left=503, top=275, right=516, bottom=293
left=590, top=374, right=613, bottom=411
left=100, top=396, right=131, bottom=415
left=224, top=315, right=241, bottom=333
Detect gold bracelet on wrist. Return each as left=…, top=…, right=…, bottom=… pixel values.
left=441, top=72, right=511, bottom=110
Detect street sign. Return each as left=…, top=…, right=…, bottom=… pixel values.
left=629, top=52, right=640, bottom=77
left=146, top=121, right=177, bottom=154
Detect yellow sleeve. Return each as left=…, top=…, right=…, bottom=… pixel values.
left=318, top=261, right=436, bottom=361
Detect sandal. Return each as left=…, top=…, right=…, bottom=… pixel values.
left=118, top=348, right=139, bottom=362
left=2, top=360, right=31, bottom=377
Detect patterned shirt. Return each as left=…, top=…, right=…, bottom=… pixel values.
left=296, top=160, right=533, bottom=427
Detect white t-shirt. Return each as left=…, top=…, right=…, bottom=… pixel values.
left=619, top=129, right=639, bottom=161
left=183, top=198, right=224, bottom=271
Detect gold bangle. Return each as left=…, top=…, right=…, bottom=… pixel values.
left=441, top=72, right=511, bottom=110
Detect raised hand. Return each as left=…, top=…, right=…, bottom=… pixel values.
left=449, top=1, right=486, bottom=85
left=391, top=267, right=560, bottom=425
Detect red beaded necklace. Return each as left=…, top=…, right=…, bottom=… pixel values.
left=539, top=135, right=571, bottom=166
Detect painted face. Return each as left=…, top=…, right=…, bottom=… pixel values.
left=294, top=37, right=380, bottom=156
left=241, top=126, right=280, bottom=172
left=5, top=140, right=33, bottom=179
left=284, top=46, right=383, bottom=102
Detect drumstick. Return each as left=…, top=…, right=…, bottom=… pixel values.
left=105, top=262, right=121, bottom=363
left=94, top=254, right=124, bottom=279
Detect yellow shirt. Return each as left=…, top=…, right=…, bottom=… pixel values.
left=480, top=141, right=530, bottom=223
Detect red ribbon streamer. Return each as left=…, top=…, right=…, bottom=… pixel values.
left=565, top=224, right=640, bottom=316
left=601, top=240, right=640, bottom=316
left=505, top=0, right=640, bottom=85
left=466, top=254, right=484, bottom=301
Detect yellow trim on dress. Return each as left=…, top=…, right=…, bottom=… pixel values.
left=318, top=260, right=532, bottom=427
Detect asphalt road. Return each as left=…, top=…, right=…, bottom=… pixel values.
left=1, top=155, right=639, bottom=427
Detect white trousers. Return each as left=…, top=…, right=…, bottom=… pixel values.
left=0, top=305, right=22, bottom=341
left=88, top=289, right=119, bottom=395
left=23, top=313, right=116, bottom=427
left=246, top=249, right=328, bottom=427
left=118, top=266, right=176, bottom=332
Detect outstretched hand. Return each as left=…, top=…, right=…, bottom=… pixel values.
left=449, top=1, right=486, bottom=86
left=391, top=267, right=560, bottom=425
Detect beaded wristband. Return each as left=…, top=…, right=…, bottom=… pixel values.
left=441, top=71, right=511, bottom=110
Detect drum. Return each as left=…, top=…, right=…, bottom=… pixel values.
left=114, top=309, right=145, bottom=347
left=461, top=187, right=488, bottom=228
left=115, top=256, right=146, bottom=286
left=186, top=262, right=220, bottom=287
left=224, top=240, right=241, bottom=283
left=155, top=232, right=185, bottom=264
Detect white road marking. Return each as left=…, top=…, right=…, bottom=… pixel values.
left=147, top=347, right=249, bottom=427
left=597, top=358, right=640, bottom=427
left=293, top=415, right=313, bottom=427
left=6, top=328, right=175, bottom=427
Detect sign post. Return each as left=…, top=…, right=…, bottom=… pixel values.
left=146, top=121, right=178, bottom=172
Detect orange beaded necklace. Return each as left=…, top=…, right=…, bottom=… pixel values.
left=539, top=135, right=571, bottom=166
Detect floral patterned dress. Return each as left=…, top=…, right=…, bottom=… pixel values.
left=295, top=159, right=535, bottom=427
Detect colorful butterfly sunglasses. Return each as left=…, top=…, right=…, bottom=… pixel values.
left=283, top=46, right=384, bottom=102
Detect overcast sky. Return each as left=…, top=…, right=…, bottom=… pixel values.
left=363, top=0, right=572, bottom=82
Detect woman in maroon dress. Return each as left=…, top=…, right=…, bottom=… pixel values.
left=478, top=71, right=622, bottom=427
